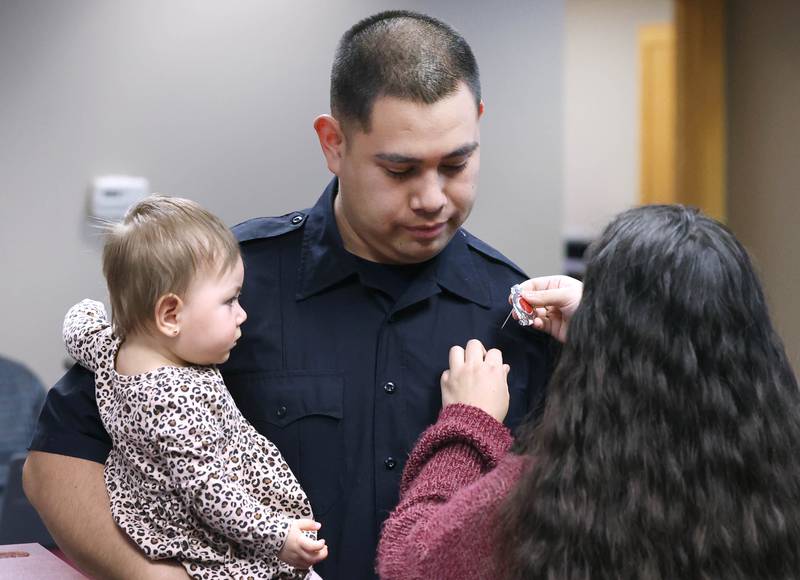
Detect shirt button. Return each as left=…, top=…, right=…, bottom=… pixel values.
left=383, top=381, right=396, bottom=394
left=276, top=406, right=287, bottom=418
left=291, top=214, right=304, bottom=225
left=384, top=457, right=397, bottom=470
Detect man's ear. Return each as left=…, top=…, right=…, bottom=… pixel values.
left=314, top=114, right=346, bottom=175
left=478, top=100, right=485, bottom=119
left=154, top=293, right=183, bottom=338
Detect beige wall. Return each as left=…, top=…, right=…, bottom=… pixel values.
left=727, top=0, right=800, bottom=372
left=563, top=0, right=673, bottom=240
left=0, top=0, right=565, bottom=386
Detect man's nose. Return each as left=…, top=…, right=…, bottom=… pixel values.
left=410, top=173, right=447, bottom=214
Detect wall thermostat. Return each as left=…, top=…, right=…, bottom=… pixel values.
left=89, top=175, right=149, bottom=221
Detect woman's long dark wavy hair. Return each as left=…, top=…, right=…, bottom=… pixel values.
left=498, top=205, right=800, bottom=579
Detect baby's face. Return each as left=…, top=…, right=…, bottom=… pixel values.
left=174, top=256, right=247, bottom=365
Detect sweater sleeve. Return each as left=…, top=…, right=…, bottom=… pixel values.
left=63, top=299, right=115, bottom=373
left=377, top=403, right=517, bottom=580
left=147, top=370, right=293, bottom=559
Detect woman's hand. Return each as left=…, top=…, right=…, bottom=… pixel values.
left=514, top=275, right=583, bottom=343
left=440, top=339, right=510, bottom=423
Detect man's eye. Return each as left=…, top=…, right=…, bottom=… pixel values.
left=384, top=167, right=414, bottom=179
left=441, top=162, right=468, bottom=175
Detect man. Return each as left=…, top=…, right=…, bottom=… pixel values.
left=24, top=11, right=555, bottom=579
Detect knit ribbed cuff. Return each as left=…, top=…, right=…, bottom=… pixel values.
left=400, top=403, right=512, bottom=491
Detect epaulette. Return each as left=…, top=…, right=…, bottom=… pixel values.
left=232, top=210, right=310, bottom=243
left=460, top=229, right=528, bottom=278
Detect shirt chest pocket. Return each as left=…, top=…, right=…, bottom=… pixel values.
left=224, top=371, right=344, bottom=517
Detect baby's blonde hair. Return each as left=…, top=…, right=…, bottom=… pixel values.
left=102, top=195, right=240, bottom=340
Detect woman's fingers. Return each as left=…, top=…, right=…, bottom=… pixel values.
left=484, top=348, right=503, bottom=366
left=448, top=345, right=465, bottom=370
left=464, top=339, right=486, bottom=362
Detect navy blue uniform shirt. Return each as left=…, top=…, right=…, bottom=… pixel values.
left=31, top=179, right=555, bottom=579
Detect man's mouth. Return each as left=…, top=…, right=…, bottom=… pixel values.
left=404, top=222, right=447, bottom=240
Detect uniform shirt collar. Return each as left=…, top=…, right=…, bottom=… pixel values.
left=296, top=178, right=491, bottom=309
left=295, top=179, right=356, bottom=300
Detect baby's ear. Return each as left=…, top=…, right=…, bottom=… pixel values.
left=154, top=293, right=183, bottom=338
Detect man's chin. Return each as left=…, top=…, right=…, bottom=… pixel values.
left=399, top=236, right=451, bottom=263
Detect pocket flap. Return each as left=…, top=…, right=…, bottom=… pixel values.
left=225, top=371, right=344, bottom=428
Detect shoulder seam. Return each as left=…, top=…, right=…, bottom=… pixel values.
left=232, top=210, right=310, bottom=243
left=461, top=229, right=528, bottom=278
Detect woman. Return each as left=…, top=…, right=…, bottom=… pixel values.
left=378, top=205, right=800, bottom=579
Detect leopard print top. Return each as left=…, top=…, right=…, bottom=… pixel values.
left=64, top=299, right=314, bottom=579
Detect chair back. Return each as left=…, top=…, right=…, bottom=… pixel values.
left=0, top=453, right=55, bottom=547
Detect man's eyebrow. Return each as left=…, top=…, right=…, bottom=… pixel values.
left=443, top=142, right=479, bottom=159
left=374, top=152, right=421, bottom=164
left=374, top=142, right=479, bottom=164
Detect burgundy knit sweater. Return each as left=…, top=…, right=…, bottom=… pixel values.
left=377, top=403, right=528, bottom=580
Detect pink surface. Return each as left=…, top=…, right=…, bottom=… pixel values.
left=0, top=543, right=87, bottom=579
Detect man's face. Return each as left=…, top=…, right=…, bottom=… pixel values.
left=332, top=83, right=482, bottom=264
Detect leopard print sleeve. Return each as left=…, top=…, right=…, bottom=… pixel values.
left=145, top=369, right=294, bottom=559
left=63, top=299, right=115, bottom=373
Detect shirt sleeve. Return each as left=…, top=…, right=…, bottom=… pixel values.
left=377, top=403, right=515, bottom=580
left=63, top=299, right=114, bottom=373
left=147, top=372, right=293, bottom=559
left=28, top=363, right=111, bottom=464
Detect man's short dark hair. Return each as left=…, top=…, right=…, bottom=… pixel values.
left=331, top=10, right=481, bottom=131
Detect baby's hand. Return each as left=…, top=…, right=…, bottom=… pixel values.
left=278, top=519, right=328, bottom=570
